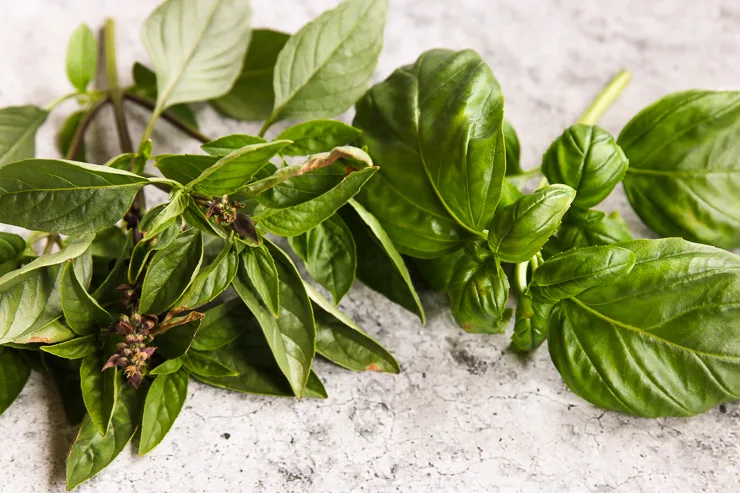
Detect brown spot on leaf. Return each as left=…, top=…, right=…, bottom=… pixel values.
left=27, top=336, right=50, bottom=343
left=365, top=363, right=381, bottom=372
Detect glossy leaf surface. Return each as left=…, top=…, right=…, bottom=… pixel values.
left=276, top=120, right=362, bottom=157
left=80, top=354, right=118, bottom=436
left=61, top=261, right=113, bottom=334
left=139, top=370, right=188, bottom=455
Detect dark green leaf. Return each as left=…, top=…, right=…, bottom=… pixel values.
left=66, top=383, right=141, bottom=490
left=182, top=351, right=239, bottom=377
left=543, top=124, right=628, bottom=209
left=237, top=243, right=280, bottom=316
left=307, top=285, right=398, bottom=373
left=41, top=354, right=86, bottom=425
left=0, top=106, right=48, bottom=166
left=93, top=232, right=133, bottom=304
left=190, top=299, right=248, bottom=352
left=79, top=354, right=118, bottom=436
left=90, top=226, right=127, bottom=259
left=141, top=0, right=252, bottom=110
left=0, top=347, right=30, bottom=415
left=290, top=214, right=356, bottom=304
left=253, top=164, right=343, bottom=209
left=254, top=166, right=377, bottom=236
left=140, top=229, right=204, bottom=315
left=40, top=334, right=96, bottom=359
left=487, top=184, right=575, bottom=263
left=503, top=119, right=522, bottom=175
left=510, top=298, right=552, bottom=353
left=155, top=154, right=218, bottom=185
left=211, top=29, right=289, bottom=121
left=231, top=241, right=315, bottom=396
left=340, top=200, right=425, bottom=321
left=174, top=241, right=238, bottom=311
left=57, top=110, right=87, bottom=161
left=355, top=49, right=505, bottom=257
left=201, top=134, right=266, bottom=156
left=276, top=120, right=362, bottom=156
left=0, top=232, right=25, bottom=277
left=265, top=0, right=387, bottom=127
left=66, top=24, right=97, bottom=92
left=150, top=357, right=183, bottom=375
left=155, top=316, right=202, bottom=359
left=139, top=369, right=188, bottom=455
left=61, top=261, right=113, bottom=335
left=0, top=159, right=148, bottom=235
left=548, top=208, right=632, bottom=255
left=414, top=248, right=466, bottom=293
left=498, top=178, right=524, bottom=209
left=619, top=91, right=740, bottom=249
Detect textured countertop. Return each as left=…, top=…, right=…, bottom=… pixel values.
left=1, top=0, right=739, bottom=491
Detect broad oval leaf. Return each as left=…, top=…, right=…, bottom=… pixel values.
left=139, top=369, right=188, bottom=455
left=61, top=261, right=113, bottom=335
left=289, top=214, right=356, bottom=305
left=530, top=245, right=636, bottom=303
left=548, top=238, right=740, bottom=417
left=66, top=384, right=141, bottom=490
left=307, top=285, right=398, bottom=373
left=340, top=200, right=425, bottom=322
left=141, top=0, right=252, bottom=110
left=201, top=134, right=266, bottom=157
left=140, top=228, right=204, bottom=315
left=231, top=241, right=315, bottom=397
left=211, top=29, right=290, bottom=121
left=66, top=24, right=97, bottom=92
left=543, top=124, right=628, bottom=209
left=276, top=120, right=362, bottom=157
left=0, top=347, right=31, bottom=415
left=79, top=354, right=118, bottom=436
left=174, top=241, right=238, bottom=312
left=446, top=253, right=511, bottom=334
left=354, top=49, right=505, bottom=257
left=0, top=160, right=149, bottom=235
left=0, top=106, right=48, bottom=166
left=487, top=184, right=575, bottom=263
left=619, top=91, right=740, bottom=249
left=547, top=208, right=632, bottom=255
left=253, top=166, right=377, bottom=236
left=267, top=0, right=388, bottom=126
left=40, top=353, right=86, bottom=425
left=40, top=334, right=96, bottom=359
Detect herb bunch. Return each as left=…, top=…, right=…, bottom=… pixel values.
left=0, top=0, right=418, bottom=489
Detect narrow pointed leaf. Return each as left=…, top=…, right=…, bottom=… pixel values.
left=139, top=370, right=188, bottom=455
left=40, top=334, right=96, bottom=360
left=237, top=244, right=280, bottom=317
left=66, top=24, right=97, bottom=92
left=61, top=261, right=113, bottom=334
left=150, top=358, right=183, bottom=376
left=79, top=354, right=118, bottom=436
left=182, top=351, right=239, bottom=377
left=174, top=241, right=238, bottom=311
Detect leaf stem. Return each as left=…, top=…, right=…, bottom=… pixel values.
left=577, top=70, right=632, bottom=125
left=44, top=93, right=78, bottom=112
left=103, top=19, right=134, bottom=155
left=122, top=92, right=212, bottom=144
left=258, top=117, right=274, bottom=138
left=64, top=97, right=112, bottom=160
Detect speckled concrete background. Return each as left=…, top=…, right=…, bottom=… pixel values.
left=1, top=1, right=739, bottom=491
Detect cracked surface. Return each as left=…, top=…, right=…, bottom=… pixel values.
left=1, top=0, right=739, bottom=491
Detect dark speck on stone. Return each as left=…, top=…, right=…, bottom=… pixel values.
left=222, top=433, right=231, bottom=439
left=719, top=404, right=728, bottom=414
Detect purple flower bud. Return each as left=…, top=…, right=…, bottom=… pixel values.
left=102, top=354, right=120, bottom=371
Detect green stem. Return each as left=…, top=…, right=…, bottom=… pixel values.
left=258, top=117, right=274, bottom=138
left=64, top=97, right=112, bottom=160
left=103, top=19, right=134, bottom=155
left=44, top=93, right=78, bottom=112
left=515, top=261, right=529, bottom=296
left=577, top=69, right=632, bottom=125
left=122, top=92, right=212, bottom=144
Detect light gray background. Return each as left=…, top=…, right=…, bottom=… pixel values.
left=1, top=0, right=739, bottom=491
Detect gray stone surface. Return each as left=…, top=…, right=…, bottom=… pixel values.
left=1, top=0, right=739, bottom=491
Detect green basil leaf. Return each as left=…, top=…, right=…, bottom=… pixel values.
left=155, top=154, right=218, bottom=185
left=80, top=354, right=118, bottom=436
left=542, top=124, right=628, bottom=209
left=90, top=226, right=127, bottom=259
left=306, top=285, right=398, bottom=373
left=276, top=120, right=362, bottom=157
left=619, top=91, right=740, bottom=249
left=128, top=216, right=182, bottom=284
left=340, top=200, right=425, bottom=322
left=140, top=229, right=204, bottom=315
left=231, top=241, right=315, bottom=396
left=498, top=178, right=524, bottom=209
left=140, top=191, right=188, bottom=239
left=531, top=245, right=636, bottom=303
left=265, top=0, right=387, bottom=127
left=289, top=214, right=356, bottom=304
left=188, top=140, right=291, bottom=196
left=0, top=159, right=149, bottom=235
left=66, top=24, right=97, bottom=92
left=487, top=184, right=575, bottom=263
left=414, top=248, right=466, bottom=293
left=548, top=238, right=740, bottom=417
left=0, top=106, right=48, bottom=166
left=0, top=235, right=93, bottom=344
left=150, top=357, right=183, bottom=375
left=139, top=369, right=188, bottom=455
left=40, top=334, right=96, bottom=359
left=182, top=351, right=239, bottom=377
left=57, top=110, right=87, bottom=161
left=210, top=29, right=290, bottom=121
left=174, top=241, right=238, bottom=312
left=11, top=320, right=76, bottom=345
left=0, top=232, right=25, bottom=277
left=61, top=261, right=113, bottom=335
left=131, top=62, right=200, bottom=130
left=253, top=164, right=344, bottom=209
left=504, top=119, right=522, bottom=175
left=66, top=383, right=141, bottom=490
left=155, top=316, right=202, bottom=359
left=41, top=353, right=86, bottom=425
left=237, top=244, right=280, bottom=317
left=0, top=347, right=31, bottom=415
left=254, top=166, right=377, bottom=236
left=201, top=134, right=266, bottom=157
left=141, top=0, right=252, bottom=110
left=190, top=299, right=247, bottom=352
left=354, top=49, right=505, bottom=257
left=548, top=209, right=633, bottom=255
left=447, top=252, right=511, bottom=334
left=510, top=298, right=552, bottom=353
